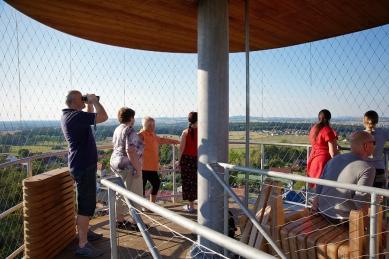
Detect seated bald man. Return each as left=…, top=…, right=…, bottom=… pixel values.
left=311, top=130, right=376, bottom=227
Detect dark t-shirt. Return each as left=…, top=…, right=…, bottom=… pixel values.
left=61, top=109, right=97, bottom=173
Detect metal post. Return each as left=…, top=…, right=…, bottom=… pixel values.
left=108, top=188, right=118, bottom=259
left=27, top=159, right=33, bottom=178
left=305, top=146, right=310, bottom=208
left=172, top=144, right=177, bottom=203
left=223, top=168, right=229, bottom=256
left=129, top=207, right=162, bottom=259
left=384, top=152, right=388, bottom=220
left=244, top=0, right=250, bottom=209
left=369, top=193, right=378, bottom=258
left=261, top=143, right=264, bottom=183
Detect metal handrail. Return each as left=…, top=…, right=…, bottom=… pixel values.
left=101, top=178, right=276, bottom=259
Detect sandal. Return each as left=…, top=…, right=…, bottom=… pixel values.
left=142, top=207, right=151, bottom=213
left=183, top=204, right=196, bottom=213
left=129, top=223, right=150, bottom=231
left=116, top=220, right=131, bottom=228
left=117, top=221, right=150, bottom=230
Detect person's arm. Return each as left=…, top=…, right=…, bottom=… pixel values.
left=138, top=132, right=144, bottom=142
left=158, top=136, right=180, bottom=145
left=353, top=167, right=375, bottom=231
left=310, top=195, right=319, bottom=214
left=310, top=184, right=322, bottom=213
left=177, top=130, right=188, bottom=165
left=87, top=94, right=108, bottom=123
left=126, top=148, right=142, bottom=179
left=328, top=138, right=339, bottom=158
left=85, top=103, right=94, bottom=113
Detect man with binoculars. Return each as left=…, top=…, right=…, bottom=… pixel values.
left=61, top=90, right=108, bottom=257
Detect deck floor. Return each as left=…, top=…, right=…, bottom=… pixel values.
left=54, top=203, right=227, bottom=259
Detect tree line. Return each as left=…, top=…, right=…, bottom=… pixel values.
left=0, top=121, right=359, bottom=148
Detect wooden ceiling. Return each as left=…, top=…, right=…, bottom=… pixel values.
left=5, top=0, right=389, bottom=53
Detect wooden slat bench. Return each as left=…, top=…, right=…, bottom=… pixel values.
left=23, top=168, right=76, bottom=259
left=238, top=178, right=387, bottom=259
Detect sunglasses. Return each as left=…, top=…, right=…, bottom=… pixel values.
left=364, top=140, right=376, bottom=145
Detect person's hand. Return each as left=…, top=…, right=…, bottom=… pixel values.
left=86, top=94, right=99, bottom=104
left=309, top=207, right=318, bottom=215
left=134, top=170, right=141, bottom=179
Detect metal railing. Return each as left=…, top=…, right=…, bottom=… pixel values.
left=101, top=177, right=275, bottom=259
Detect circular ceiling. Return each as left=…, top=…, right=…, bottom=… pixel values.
left=5, top=0, right=389, bottom=53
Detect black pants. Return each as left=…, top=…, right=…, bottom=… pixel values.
left=373, top=168, right=385, bottom=188
left=142, top=170, right=161, bottom=196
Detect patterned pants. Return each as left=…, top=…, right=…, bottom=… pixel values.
left=180, top=154, right=198, bottom=201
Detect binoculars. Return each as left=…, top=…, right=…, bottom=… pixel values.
left=81, top=95, right=100, bottom=102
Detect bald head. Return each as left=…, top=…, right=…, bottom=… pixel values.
left=349, top=131, right=375, bottom=158
left=64, top=90, right=86, bottom=111
left=65, top=90, right=80, bottom=106
left=142, top=116, right=155, bottom=131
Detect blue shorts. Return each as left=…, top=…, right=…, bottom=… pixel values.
left=70, top=165, right=97, bottom=217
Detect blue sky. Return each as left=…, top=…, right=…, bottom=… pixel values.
left=1, top=2, right=388, bottom=123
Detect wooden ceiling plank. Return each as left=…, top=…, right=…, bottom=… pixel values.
left=377, top=0, right=389, bottom=11
left=16, top=1, right=198, bottom=45
left=229, top=7, right=323, bottom=48
left=38, top=17, right=197, bottom=52
left=308, top=1, right=366, bottom=32
left=11, top=0, right=198, bottom=37
left=325, top=0, right=382, bottom=30
left=249, top=0, right=295, bottom=18
left=279, top=0, right=348, bottom=33
left=229, top=26, right=288, bottom=50
left=248, top=2, right=326, bottom=40
left=73, top=0, right=199, bottom=34
left=352, top=0, right=389, bottom=25
left=249, top=15, right=323, bottom=44
left=53, top=22, right=195, bottom=52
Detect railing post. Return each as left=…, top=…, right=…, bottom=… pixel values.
left=223, top=167, right=229, bottom=257
left=27, top=159, right=33, bottom=178
left=369, top=193, right=378, bottom=259
left=172, top=144, right=177, bottom=203
left=260, top=143, right=264, bottom=183
left=305, top=146, right=310, bottom=208
left=108, top=188, right=118, bottom=259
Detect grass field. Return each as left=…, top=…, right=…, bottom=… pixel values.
left=3, top=131, right=354, bottom=157
left=6, top=145, right=67, bottom=155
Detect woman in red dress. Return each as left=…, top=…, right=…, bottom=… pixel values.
left=178, top=112, right=198, bottom=213
left=307, top=109, right=339, bottom=185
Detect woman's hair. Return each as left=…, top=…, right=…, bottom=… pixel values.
left=364, top=110, right=379, bottom=133
left=117, top=107, right=135, bottom=124
left=313, top=109, right=331, bottom=141
left=187, top=111, right=198, bottom=140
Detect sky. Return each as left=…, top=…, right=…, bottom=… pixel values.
left=0, top=2, right=388, bottom=123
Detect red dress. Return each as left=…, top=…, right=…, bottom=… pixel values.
left=307, top=125, right=338, bottom=181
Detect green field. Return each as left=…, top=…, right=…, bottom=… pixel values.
left=2, top=131, right=354, bottom=157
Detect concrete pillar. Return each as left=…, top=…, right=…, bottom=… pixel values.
left=197, top=0, right=229, bottom=253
